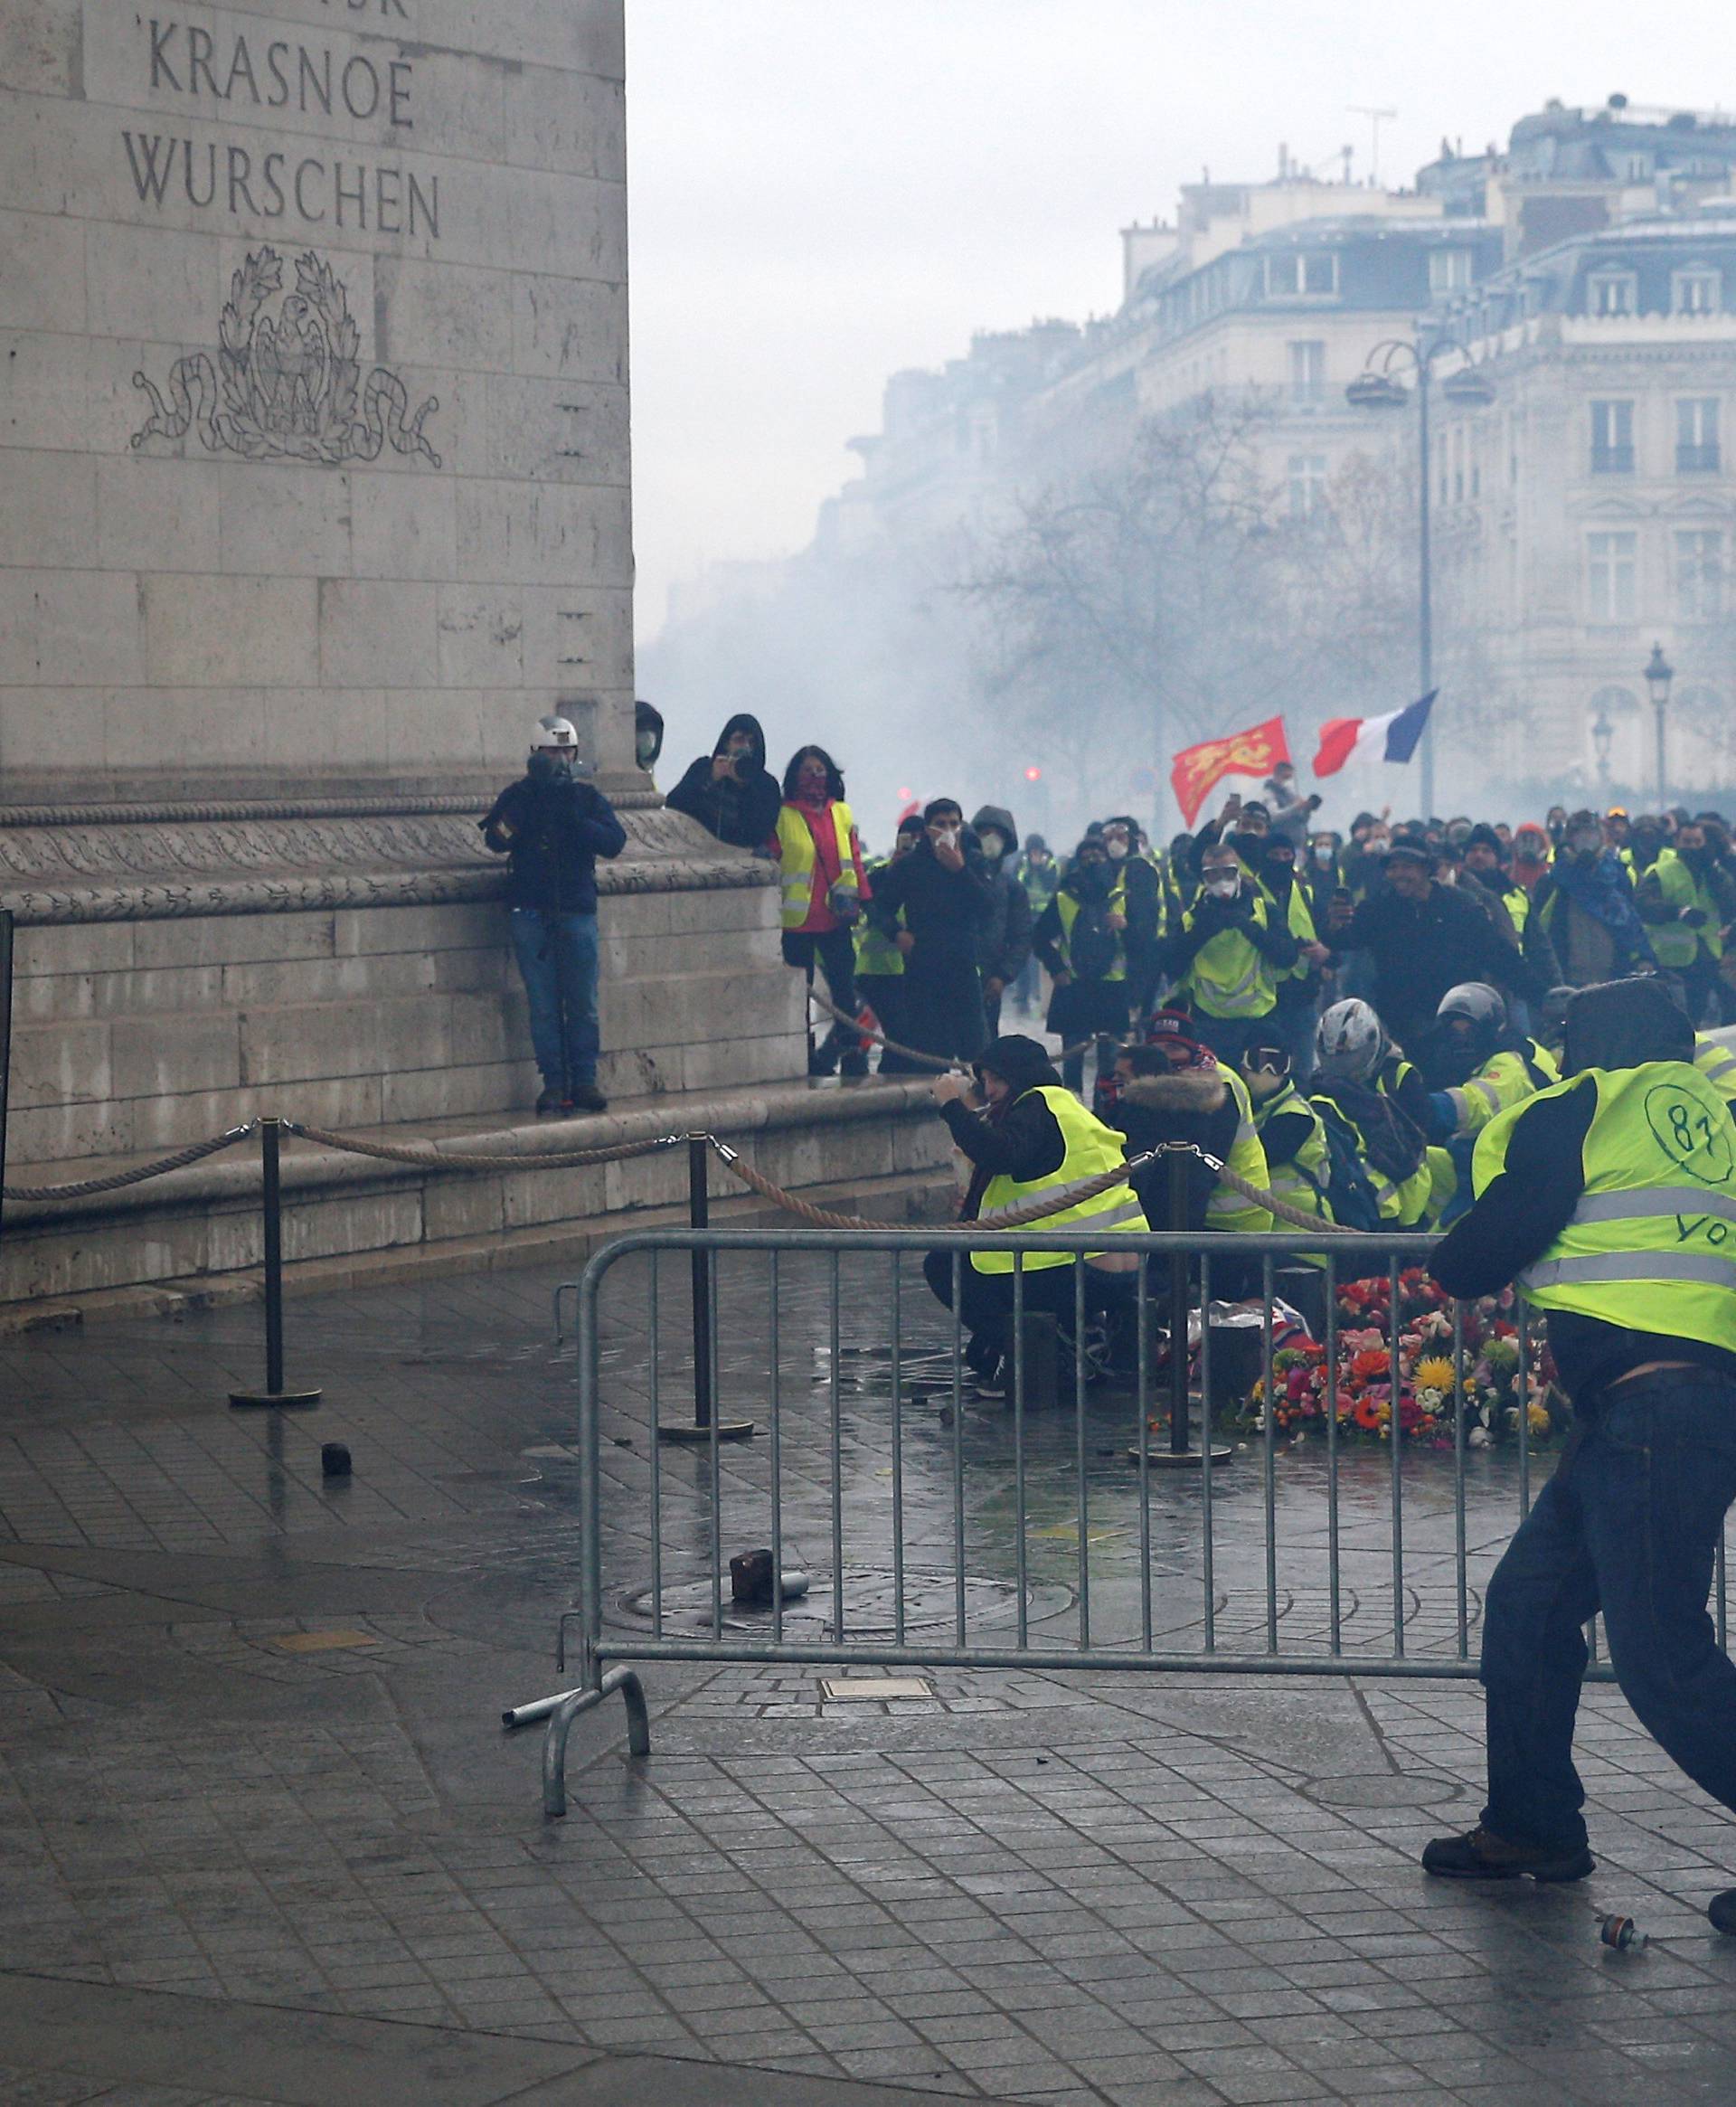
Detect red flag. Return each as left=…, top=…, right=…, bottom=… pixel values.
left=1169, top=716, right=1290, bottom=827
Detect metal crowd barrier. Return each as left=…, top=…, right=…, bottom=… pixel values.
left=513, top=1224, right=1735, bottom=1816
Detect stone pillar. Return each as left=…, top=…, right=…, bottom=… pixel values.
left=1, top=0, right=637, bottom=799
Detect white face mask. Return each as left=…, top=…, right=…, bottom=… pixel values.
left=978, top=831, right=1005, bottom=860
left=1107, top=838, right=1129, bottom=860
left=1313, top=845, right=1335, bottom=865
left=1205, top=874, right=1240, bottom=899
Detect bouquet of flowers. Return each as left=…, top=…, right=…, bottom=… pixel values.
left=1241, top=1270, right=1566, bottom=1449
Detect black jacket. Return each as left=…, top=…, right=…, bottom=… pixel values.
left=1110, top=1068, right=1239, bottom=1232
left=481, top=770, right=627, bottom=913
left=664, top=713, right=782, bottom=850
left=941, top=1090, right=1068, bottom=1219
left=1326, top=880, right=1543, bottom=1046
left=968, top=805, right=1033, bottom=986
left=868, top=833, right=993, bottom=973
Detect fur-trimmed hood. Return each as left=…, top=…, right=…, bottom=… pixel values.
left=1121, top=1069, right=1230, bottom=1114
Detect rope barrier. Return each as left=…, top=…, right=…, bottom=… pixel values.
left=1, top=1122, right=259, bottom=1202
left=283, top=1120, right=683, bottom=1174
left=807, top=989, right=1101, bottom=1073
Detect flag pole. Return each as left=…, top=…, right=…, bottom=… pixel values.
left=1417, top=354, right=1435, bottom=818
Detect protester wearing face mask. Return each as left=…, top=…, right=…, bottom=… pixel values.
left=968, top=805, right=1033, bottom=1040
left=865, top=798, right=993, bottom=1063
left=1032, top=836, right=1135, bottom=1096
left=1102, top=815, right=1165, bottom=1017
left=634, top=699, right=665, bottom=784
left=1258, top=836, right=1330, bottom=1082
left=481, top=714, right=627, bottom=1116
left=774, top=745, right=872, bottom=1076
left=1637, top=819, right=1736, bottom=1024
left=1463, top=822, right=1563, bottom=1000
left=1163, top=841, right=1298, bottom=1072
left=665, top=713, right=781, bottom=852
left=1532, top=808, right=1656, bottom=991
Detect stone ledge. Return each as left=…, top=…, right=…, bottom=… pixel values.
left=0, top=1166, right=952, bottom=1336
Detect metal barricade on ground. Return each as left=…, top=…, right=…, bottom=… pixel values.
left=511, top=1224, right=1735, bottom=1816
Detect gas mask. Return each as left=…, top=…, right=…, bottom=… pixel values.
left=1203, top=871, right=1241, bottom=901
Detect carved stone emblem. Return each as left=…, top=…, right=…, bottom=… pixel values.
left=131, top=247, right=441, bottom=467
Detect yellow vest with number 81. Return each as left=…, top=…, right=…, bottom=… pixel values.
left=1472, top=1060, right=1736, bottom=1352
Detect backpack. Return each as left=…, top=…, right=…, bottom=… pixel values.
left=1306, top=1094, right=1384, bottom=1233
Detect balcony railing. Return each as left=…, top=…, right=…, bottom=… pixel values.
left=1678, top=442, right=1722, bottom=474
left=1590, top=444, right=1635, bottom=475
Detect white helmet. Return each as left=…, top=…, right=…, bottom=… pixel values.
left=1436, top=982, right=1506, bottom=1035
left=531, top=714, right=579, bottom=753
left=1315, top=998, right=1386, bottom=1083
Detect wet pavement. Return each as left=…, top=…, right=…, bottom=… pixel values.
left=1, top=1249, right=1734, bottom=2105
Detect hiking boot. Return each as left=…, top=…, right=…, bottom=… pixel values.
left=1421, top=1826, right=1594, bottom=1884
left=534, top=1084, right=568, bottom=1117
left=566, top=1081, right=608, bottom=1114
left=1710, top=1889, right=1736, bottom=1934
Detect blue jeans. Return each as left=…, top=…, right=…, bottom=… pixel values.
left=510, top=908, right=600, bottom=1088
left=1480, top=1370, right=1736, bottom=1851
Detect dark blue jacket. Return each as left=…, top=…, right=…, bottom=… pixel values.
left=481, top=771, right=627, bottom=913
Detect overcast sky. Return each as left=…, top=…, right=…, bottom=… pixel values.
left=626, top=0, right=1735, bottom=647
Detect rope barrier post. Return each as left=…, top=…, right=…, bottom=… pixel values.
left=658, top=1135, right=751, bottom=1443
left=1143, top=1145, right=1236, bottom=1472
left=1167, top=1148, right=1191, bottom=1457
left=230, top=1117, right=321, bottom=1411
left=0, top=908, right=11, bottom=1257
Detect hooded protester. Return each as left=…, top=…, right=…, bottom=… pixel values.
left=1258, top=834, right=1330, bottom=1081
left=1510, top=823, right=1552, bottom=894
left=1032, top=836, right=1135, bottom=1095
left=1109, top=1015, right=1273, bottom=1242
left=1423, top=977, right=1736, bottom=1927
left=922, top=1035, right=1145, bottom=1390
left=1163, top=836, right=1299, bottom=1072
left=1102, top=815, right=1165, bottom=1016
left=774, top=744, right=871, bottom=1077
left=1463, top=823, right=1563, bottom=997
left=1533, top=808, right=1656, bottom=990
left=633, top=699, right=665, bottom=782
left=969, top=804, right=1033, bottom=1039
left=1012, top=834, right=1060, bottom=1011
left=866, top=798, right=993, bottom=1063
left=665, top=712, right=781, bottom=851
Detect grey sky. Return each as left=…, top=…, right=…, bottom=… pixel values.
left=627, top=0, right=1733, bottom=646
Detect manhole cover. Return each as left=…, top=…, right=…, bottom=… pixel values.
left=621, top=1565, right=1072, bottom=1639
left=1303, top=1772, right=1466, bottom=1809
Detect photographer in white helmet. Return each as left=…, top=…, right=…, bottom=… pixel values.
left=481, top=715, right=627, bottom=1116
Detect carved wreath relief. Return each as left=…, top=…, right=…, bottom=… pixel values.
left=132, top=247, right=441, bottom=467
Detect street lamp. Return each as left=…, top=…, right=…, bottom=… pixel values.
left=1346, top=335, right=1495, bottom=818
left=1591, top=710, right=1614, bottom=805
left=1645, top=642, right=1675, bottom=808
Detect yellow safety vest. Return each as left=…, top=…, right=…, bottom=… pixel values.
left=1259, top=877, right=1318, bottom=984
left=1473, top=1060, right=1736, bottom=1352
left=1695, top=1032, right=1736, bottom=1105
left=1500, top=880, right=1531, bottom=938
left=1179, top=893, right=1278, bottom=1020
left=1443, top=1038, right=1561, bottom=1139
left=972, top=1085, right=1146, bottom=1274
left=1647, top=848, right=1723, bottom=969
left=1204, top=1068, right=1275, bottom=1235
left=775, top=799, right=859, bottom=931
left=854, top=857, right=904, bottom=977
left=1250, top=1081, right=1326, bottom=1254
left=1052, top=878, right=1128, bottom=980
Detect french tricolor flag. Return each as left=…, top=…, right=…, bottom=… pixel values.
left=1312, top=691, right=1439, bottom=779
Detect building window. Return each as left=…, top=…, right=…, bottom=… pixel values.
left=1590, top=399, right=1635, bottom=474
left=1588, top=271, right=1637, bottom=317
left=1428, top=248, right=1473, bottom=297
left=1268, top=251, right=1337, bottom=298
left=1675, top=269, right=1722, bottom=317
left=1587, top=531, right=1638, bottom=620
left=1675, top=529, right=1724, bottom=619
left=1678, top=397, right=1721, bottom=473
left=1288, top=453, right=1328, bottom=520
left=1287, top=339, right=1325, bottom=405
